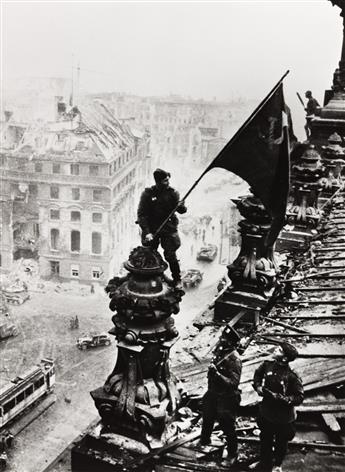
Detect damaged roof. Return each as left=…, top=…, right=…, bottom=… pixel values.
left=3, top=100, right=136, bottom=163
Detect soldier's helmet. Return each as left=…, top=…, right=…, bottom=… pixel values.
left=153, top=168, right=171, bottom=183
left=280, top=341, right=299, bottom=362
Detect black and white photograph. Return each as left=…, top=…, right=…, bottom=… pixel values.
left=1, top=1, right=345, bottom=471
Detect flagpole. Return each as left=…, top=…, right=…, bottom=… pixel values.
left=152, top=70, right=290, bottom=239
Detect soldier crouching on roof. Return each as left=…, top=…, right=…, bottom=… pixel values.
left=199, top=326, right=242, bottom=466
left=136, top=168, right=187, bottom=286
left=249, top=342, right=304, bottom=472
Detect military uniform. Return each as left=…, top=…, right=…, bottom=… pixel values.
left=201, top=347, right=242, bottom=457
left=305, top=97, right=319, bottom=117
left=253, top=359, right=304, bottom=470
left=305, top=95, right=320, bottom=138
left=137, top=183, right=186, bottom=282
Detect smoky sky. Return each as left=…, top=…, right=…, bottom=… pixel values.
left=1, top=0, right=341, bottom=137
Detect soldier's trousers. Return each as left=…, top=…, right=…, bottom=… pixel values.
left=258, top=415, right=296, bottom=467
left=143, top=232, right=181, bottom=281
left=201, top=391, right=238, bottom=456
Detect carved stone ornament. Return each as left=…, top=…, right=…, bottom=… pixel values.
left=319, top=133, right=345, bottom=192
left=227, top=194, right=276, bottom=293
left=287, top=144, right=324, bottom=228
left=91, top=246, right=185, bottom=447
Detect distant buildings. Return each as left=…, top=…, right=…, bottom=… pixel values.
left=91, top=93, right=249, bottom=169
left=0, top=99, right=151, bottom=283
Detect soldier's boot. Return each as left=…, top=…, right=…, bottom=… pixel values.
left=166, top=255, right=181, bottom=287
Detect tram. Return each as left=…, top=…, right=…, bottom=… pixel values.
left=0, top=358, right=55, bottom=429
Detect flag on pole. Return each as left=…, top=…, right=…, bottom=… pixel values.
left=205, top=81, right=290, bottom=246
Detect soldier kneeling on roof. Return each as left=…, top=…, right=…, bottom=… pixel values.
left=250, top=342, right=304, bottom=472
left=199, top=326, right=242, bottom=466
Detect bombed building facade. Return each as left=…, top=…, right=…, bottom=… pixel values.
left=0, top=100, right=151, bottom=282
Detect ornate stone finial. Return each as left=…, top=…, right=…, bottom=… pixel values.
left=328, top=132, right=342, bottom=144
left=214, top=192, right=278, bottom=322
left=319, top=132, right=345, bottom=192
left=227, top=194, right=276, bottom=293
left=286, top=144, right=323, bottom=229
left=91, top=245, right=185, bottom=449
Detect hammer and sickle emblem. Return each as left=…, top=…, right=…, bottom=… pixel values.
left=258, top=114, right=285, bottom=149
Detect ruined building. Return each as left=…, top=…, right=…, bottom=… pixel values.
left=0, top=100, right=151, bottom=282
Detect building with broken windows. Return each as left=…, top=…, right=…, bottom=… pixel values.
left=0, top=100, right=151, bottom=283
left=91, top=93, right=245, bottom=169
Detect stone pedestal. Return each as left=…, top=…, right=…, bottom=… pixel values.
left=215, top=194, right=276, bottom=323
left=72, top=246, right=184, bottom=470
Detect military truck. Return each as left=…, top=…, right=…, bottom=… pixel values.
left=76, top=333, right=111, bottom=350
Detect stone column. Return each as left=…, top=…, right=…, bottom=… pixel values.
left=72, top=246, right=185, bottom=471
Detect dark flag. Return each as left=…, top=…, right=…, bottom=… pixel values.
left=204, top=81, right=290, bottom=247
left=152, top=75, right=291, bottom=243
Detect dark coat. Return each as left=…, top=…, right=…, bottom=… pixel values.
left=137, top=185, right=187, bottom=235
left=306, top=97, right=319, bottom=116
left=208, top=349, right=242, bottom=397
left=253, top=360, right=304, bottom=424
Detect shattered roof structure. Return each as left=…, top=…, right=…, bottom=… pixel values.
left=2, top=100, right=136, bottom=163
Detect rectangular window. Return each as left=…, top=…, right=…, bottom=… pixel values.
left=70, top=164, right=79, bottom=175
left=92, top=232, right=102, bottom=254
left=17, top=159, right=26, bottom=171
left=72, top=188, right=80, bottom=200
left=16, top=391, right=25, bottom=403
left=50, top=261, right=60, bottom=276
left=50, top=229, right=59, bottom=250
left=92, top=212, right=102, bottom=223
left=50, top=209, right=60, bottom=220
left=52, top=163, right=60, bottom=174
left=50, top=186, right=59, bottom=199
left=35, top=162, right=42, bottom=172
left=71, top=264, right=79, bottom=277
left=29, top=184, right=38, bottom=196
left=25, top=385, right=34, bottom=397
left=3, top=399, right=15, bottom=414
left=92, top=268, right=101, bottom=279
left=93, top=189, right=102, bottom=202
left=71, top=211, right=81, bottom=222
left=89, top=165, right=99, bottom=176
left=71, top=230, right=80, bottom=252
left=34, top=377, right=45, bottom=390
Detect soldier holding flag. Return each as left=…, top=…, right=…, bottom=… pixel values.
left=137, top=168, right=187, bottom=286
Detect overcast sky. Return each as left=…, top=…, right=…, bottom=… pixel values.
left=1, top=0, right=342, bottom=135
